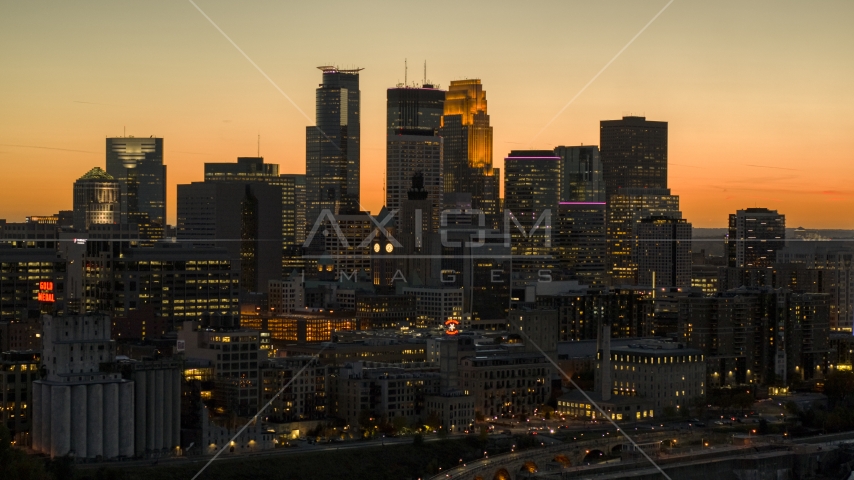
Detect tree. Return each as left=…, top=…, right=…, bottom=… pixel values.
left=424, top=411, right=442, bottom=432
left=732, top=393, right=754, bottom=413
left=0, top=424, right=50, bottom=480
left=392, top=415, right=408, bottom=433
left=690, top=396, right=708, bottom=418
left=824, top=371, right=854, bottom=406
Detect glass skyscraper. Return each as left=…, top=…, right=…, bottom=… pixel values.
left=599, top=116, right=667, bottom=200
left=386, top=85, right=445, bottom=228
left=554, top=145, right=605, bottom=203
left=201, top=157, right=305, bottom=277
left=504, top=151, right=562, bottom=280
left=306, top=66, right=362, bottom=221
left=105, top=137, right=166, bottom=229
left=440, top=79, right=499, bottom=216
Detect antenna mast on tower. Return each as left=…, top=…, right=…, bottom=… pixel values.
left=405, top=58, right=408, bottom=86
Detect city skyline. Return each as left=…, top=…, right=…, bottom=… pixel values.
left=1, top=1, right=853, bottom=228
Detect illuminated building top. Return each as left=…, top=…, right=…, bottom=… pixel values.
left=317, top=65, right=364, bottom=74
left=442, top=79, right=487, bottom=126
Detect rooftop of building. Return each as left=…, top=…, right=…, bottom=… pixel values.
left=611, top=339, right=703, bottom=356
left=559, top=389, right=654, bottom=407
left=78, top=166, right=115, bottom=181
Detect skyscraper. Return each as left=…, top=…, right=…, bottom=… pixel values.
left=177, top=181, right=283, bottom=293
left=554, top=145, right=605, bottom=202
left=556, top=202, right=607, bottom=286
left=635, top=216, right=692, bottom=288
left=440, top=79, right=499, bottom=216
left=607, top=188, right=681, bottom=285
left=204, top=157, right=304, bottom=274
left=727, top=208, right=786, bottom=268
left=306, top=66, right=362, bottom=221
left=599, top=116, right=667, bottom=199
left=386, top=85, right=445, bottom=228
left=105, top=137, right=166, bottom=229
left=504, top=151, right=561, bottom=280
left=72, top=167, right=119, bottom=231
left=386, top=85, right=445, bottom=136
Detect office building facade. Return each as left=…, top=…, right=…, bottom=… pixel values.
left=600, top=116, right=667, bottom=199
left=177, top=181, right=283, bottom=293
left=504, top=151, right=561, bottom=280
left=306, top=66, right=362, bottom=220
left=440, top=79, right=499, bottom=216
left=555, top=202, right=607, bottom=286
left=105, top=137, right=166, bottom=229
left=727, top=208, right=786, bottom=269
left=554, top=145, right=605, bottom=202
left=635, top=216, right=692, bottom=288
left=203, top=157, right=304, bottom=275
left=607, top=188, right=681, bottom=285
left=72, top=167, right=120, bottom=231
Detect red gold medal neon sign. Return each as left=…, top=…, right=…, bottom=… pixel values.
left=38, top=281, right=55, bottom=303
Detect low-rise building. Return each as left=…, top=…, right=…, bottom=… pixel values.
left=279, top=333, right=428, bottom=366
left=178, top=321, right=262, bottom=416
left=458, top=353, right=551, bottom=419
left=401, top=286, right=464, bottom=325
left=332, top=362, right=441, bottom=428
left=260, top=356, right=327, bottom=423
left=0, top=350, right=39, bottom=444
left=557, top=390, right=654, bottom=421
left=424, top=390, right=475, bottom=433
left=240, top=310, right=359, bottom=344
left=594, top=338, right=705, bottom=413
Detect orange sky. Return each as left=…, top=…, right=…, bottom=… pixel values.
left=1, top=1, right=852, bottom=228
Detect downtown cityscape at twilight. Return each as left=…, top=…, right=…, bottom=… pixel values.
left=2, top=2, right=854, bottom=480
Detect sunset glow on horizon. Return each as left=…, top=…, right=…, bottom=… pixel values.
left=1, top=1, right=852, bottom=228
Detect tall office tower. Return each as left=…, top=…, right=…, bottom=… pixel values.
left=386, top=85, right=445, bottom=228
left=204, top=157, right=304, bottom=274
left=177, top=182, right=283, bottom=293
left=105, top=137, right=166, bottom=229
left=554, top=145, right=605, bottom=202
left=396, top=172, right=438, bottom=283
left=599, top=116, right=667, bottom=199
left=556, top=202, right=607, bottom=286
left=281, top=173, right=307, bottom=246
left=504, top=151, right=561, bottom=281
left=280, top=174, right=307, bottom=273
left=727, top=208, right=785, bottom=269
left=440, top=79, right=499, bottom=216
left=386, top=84, right=445, bottom=136
left=635, top=216, right=692, bottom=288
left=73, top=167, right=120, bottom=231
left=306, top=66, right=362, bottom=221
left=607, top=188, right=681, bottom=285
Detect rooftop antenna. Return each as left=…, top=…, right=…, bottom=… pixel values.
left=123, top=126, right=126, bottom=137
left=257, top=133, right=260, bottom=157
left=405, top=58, right=408, bottom=86
left=423, top=60, right=426, bottom=86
